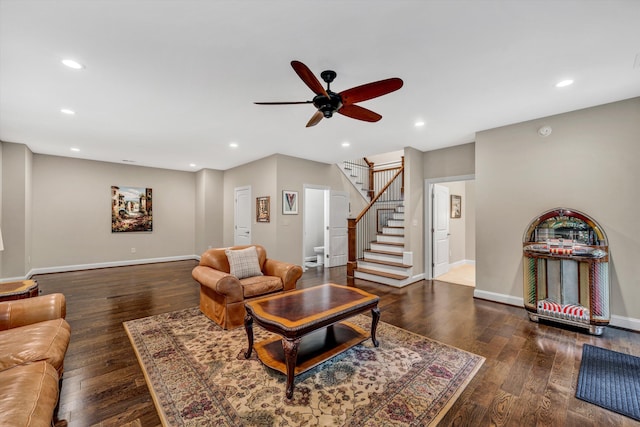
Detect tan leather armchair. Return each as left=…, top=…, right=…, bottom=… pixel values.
left=0, top=293, right=70, bottom=427
left=193, top=245, right=303, bottom=329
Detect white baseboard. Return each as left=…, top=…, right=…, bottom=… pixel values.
left=449, top=259, right=475, bottom=268
left=14, top=255, right=199, bottom=281
left=473, top=289, right=524, bottom=307
left=473, top=289, right=640, bottom=332
left=610, top=315, right=640, bottom=331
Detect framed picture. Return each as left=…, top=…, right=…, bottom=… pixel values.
left=256, top=196, right=270, bottom=223
left=111, top=186, right=153, bottom=232
left=451, top=194, right=461, bottom=219
left=282, top=190, right=298, bottom=215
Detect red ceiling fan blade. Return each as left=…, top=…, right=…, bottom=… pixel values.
left=254, top=101, right=313, bottom=105
left=306, top=110, right=324, bottom=127
left=291, top=60, right=329, bottom=97
left=340, top=78, right=403, bottom=106
left=337, top=104, right=382, bottom=122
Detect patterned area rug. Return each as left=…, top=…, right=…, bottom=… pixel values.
left=124, top=307, right=484, bottom=426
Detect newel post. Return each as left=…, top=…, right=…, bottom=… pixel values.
left=347, top=217, right=357, bottom=279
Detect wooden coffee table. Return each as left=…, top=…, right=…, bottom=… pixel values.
left=244, top=283, right=380, bottom=399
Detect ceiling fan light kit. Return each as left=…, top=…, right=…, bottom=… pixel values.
left=255, top=60, right=403, bottom=127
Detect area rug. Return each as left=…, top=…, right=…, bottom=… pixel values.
left=124, top=307, right=484, bottom=426
left=576, top=344, right=640, bottom=421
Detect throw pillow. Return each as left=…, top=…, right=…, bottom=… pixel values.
left=225, top=246, right=263, bottom=279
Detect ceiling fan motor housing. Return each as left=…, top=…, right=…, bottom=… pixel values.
left=313, top=92, right=342, bottom=118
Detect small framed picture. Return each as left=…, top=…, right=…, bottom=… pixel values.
left=451, top=194, right=461, bottom=219
left=282, top=190, right=298, bottom=215
left=256, top=196, right=270, bottom=222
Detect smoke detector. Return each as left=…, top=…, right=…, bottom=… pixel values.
left=538, top=126, right=552, bottom=137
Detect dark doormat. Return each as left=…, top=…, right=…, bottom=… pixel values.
left=576, top=344, right=640, bottom=421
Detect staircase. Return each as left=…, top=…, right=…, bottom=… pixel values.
left=338, top=160, right=371, bottom=201
left=354, top=205, right=415, bottom=287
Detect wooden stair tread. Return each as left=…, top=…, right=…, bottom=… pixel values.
left=360, top=259, right=411, bottom=268
left=377, top=233, right=405, bottom=237
left=355, top=267, right=408, bottom=280
left=384, top=226, right=404, bottom=229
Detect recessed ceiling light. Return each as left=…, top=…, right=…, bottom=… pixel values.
left=229, top=142, right=238, bottom=148
left=342, top=142, right=350, bottom=147
left=70, top=147, right=80, bottom=152
left=414, top=121, right=425, bottom=127
left=189, top=163, right=197, bottom=168
left=555, top=79, right=574, bottom=88
left=62, top=59, right=84, bottom=69
left=60, top=109, right=75, bottom=115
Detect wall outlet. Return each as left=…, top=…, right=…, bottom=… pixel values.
left=131, top=247, right=136, bottom=253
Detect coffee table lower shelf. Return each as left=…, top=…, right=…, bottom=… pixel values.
left=253, top=321, right=368, bottom=377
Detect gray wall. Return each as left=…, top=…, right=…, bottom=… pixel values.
left=475, top=97, right=640, bottom=324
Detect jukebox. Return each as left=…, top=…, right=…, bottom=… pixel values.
left=522, top=208, right=610, bottom=335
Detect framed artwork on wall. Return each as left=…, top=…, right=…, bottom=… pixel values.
left=283, top=190, right=298, bottom=215
left=111, top=186, right=153, bottom=232
left=451, top=194, right=461, bottom=219
left=256, top=196, right=270, bottom=222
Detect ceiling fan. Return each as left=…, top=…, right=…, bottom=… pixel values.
left=255, top=60, right=403, bottom=127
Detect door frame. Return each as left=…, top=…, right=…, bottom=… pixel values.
left=424, top=174, right=474, bottom=280
left=302, top=184, right=329, bottom=270
left=234, top=185, right=251, bottom=246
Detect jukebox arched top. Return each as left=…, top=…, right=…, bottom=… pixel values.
left=523, top=208, right=608, bottom=259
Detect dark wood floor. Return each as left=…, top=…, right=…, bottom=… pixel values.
left=34, top=261, right=640, bottom=426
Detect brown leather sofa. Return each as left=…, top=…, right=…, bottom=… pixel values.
left=0, top=293, right=71, bottom=427
left=192, top=245, right=303, bottom=329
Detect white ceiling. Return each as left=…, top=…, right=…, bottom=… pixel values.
left=1, top=1, right=639, bottom=172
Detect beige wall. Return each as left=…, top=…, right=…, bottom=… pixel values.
left=222, top=153, right=366, bottom=265
left=1, top=143, right=33, bottom=278
left=195, top=168, right=224, bottom=255
left=1, top=147, right=366, bottom=279
left=464, top=180, right=476, bottom=260
left=32, top=155, right=197, bottom=269
left=222, top=155, right=278, bottom=251
left=475, top=97, right=640, bottom=325
left=423, top=142, right=475, bottom=180
left=404, top=147, right=425, bottom=273
left=422, top=143, right=476, bottom=277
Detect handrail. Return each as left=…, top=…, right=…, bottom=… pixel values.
left=355, top=166, right=404, bottom=223
left=347, top=164, right=404, bottom=280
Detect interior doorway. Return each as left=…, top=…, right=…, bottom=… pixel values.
left=303, top=186, right=326, bottom=269
left=425, top=175, right=476, bottom=286
left=302, top=186, right=348, bottom=270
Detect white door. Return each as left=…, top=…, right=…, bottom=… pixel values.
left=234, top=186, right=251, bottom=246
left=325, top=191, right=348, bottom=267
left=432, top=184, right=450, bottom=277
